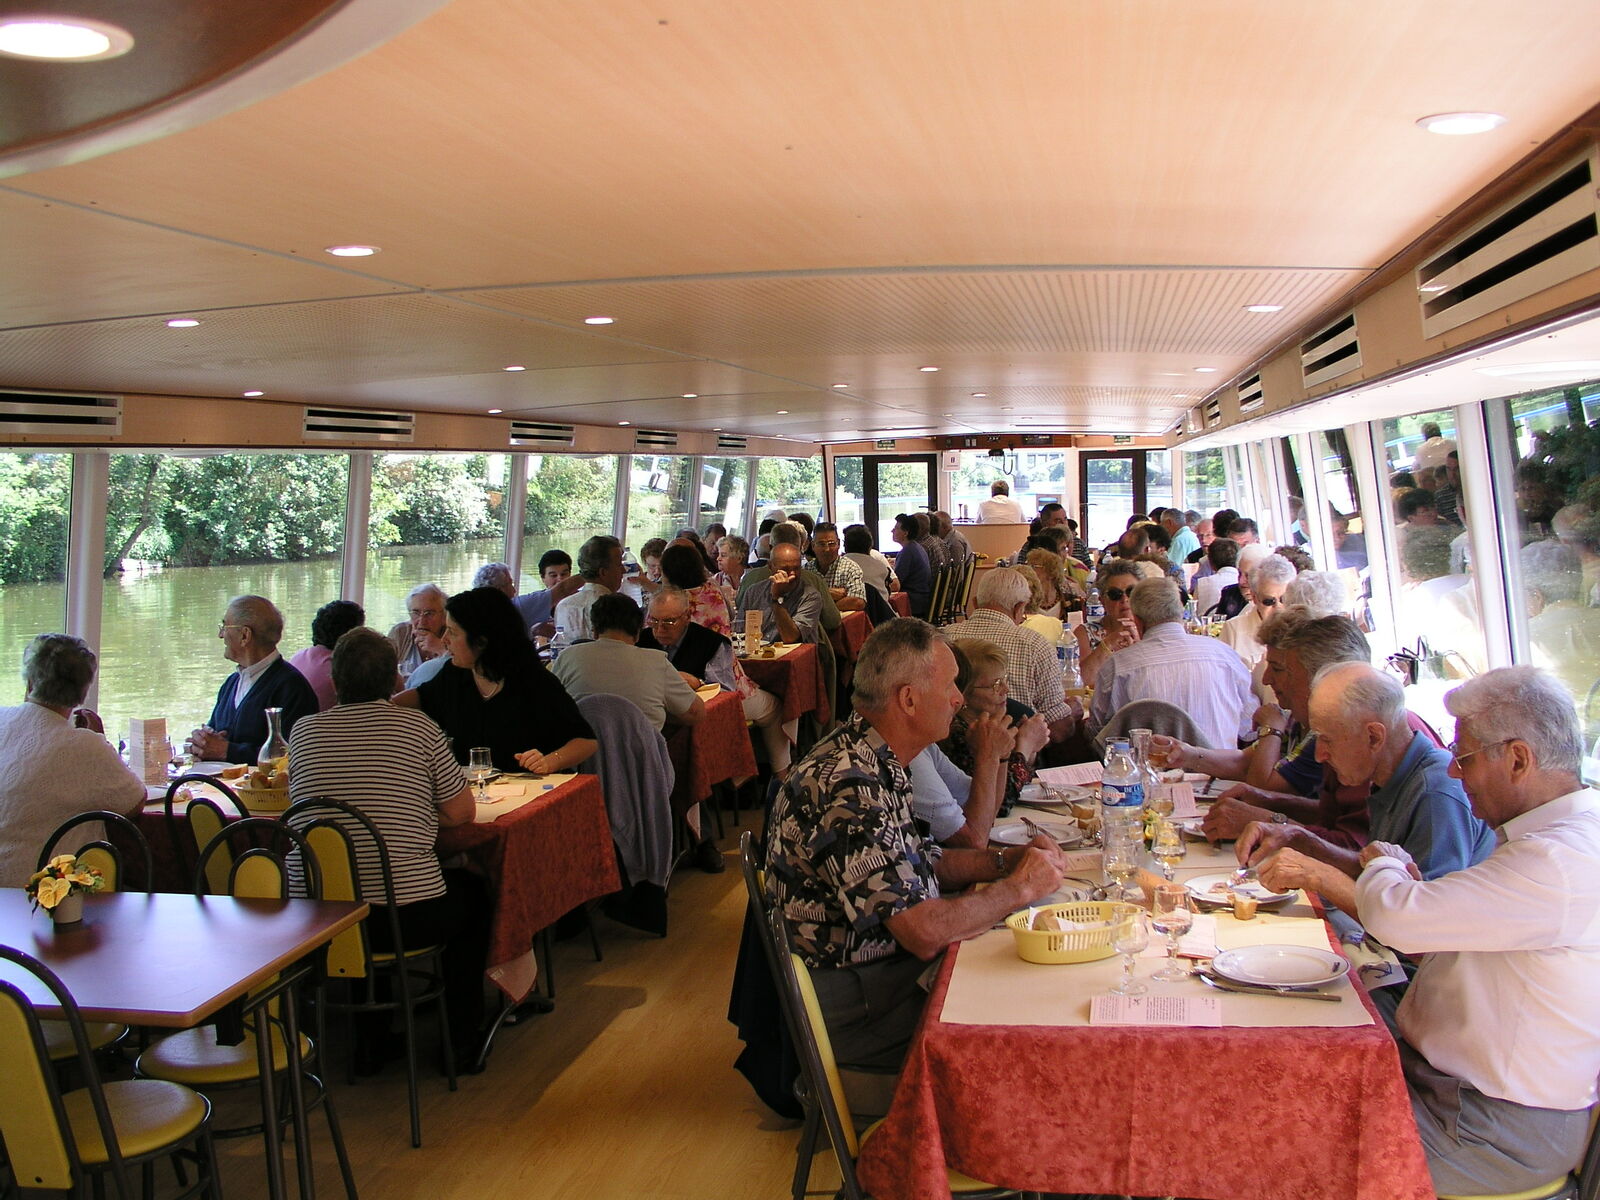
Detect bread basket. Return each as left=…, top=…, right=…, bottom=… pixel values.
left=235, top=781, right=290, bottom=813
left=1005, top=900, right=1141, bottom=964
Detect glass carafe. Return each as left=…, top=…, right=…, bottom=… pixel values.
left=257, top=707, right=288, bottom=773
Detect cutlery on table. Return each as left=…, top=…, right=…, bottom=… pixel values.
left=1195, top=969, right=1342, bottom=1002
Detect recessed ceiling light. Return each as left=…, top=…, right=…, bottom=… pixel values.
left=241, top=390, right=264, bottom=398
left=324, top=244, right=379, bottom=257
left=682, top=393, right=697, bottom=398
left=918, top=366, right=940, bottom=373
left=1475, top=360, right=1600, bottom=384
left=971, top=392, right=988, bottom=398
left=1174, top=394, right=1192, bottom=399
left=1416, top=112, right=1506, bottom=136
left=166, top=317, right=200, bottom=328
left=1157, top=372, right=1184, bottom=377
left=1000, top=406, right=1014, bottom=412
left=776, top=409, right=789, bottom=414
left=1194, top=367, right=1219, bottom=373
left=617, top=420, right=630, bottom=426
left=487, top=408, right=503, bottom=414
left=0, top=16, right=133, bottom=61
left=831, top=383, right=849, bottom=389
left=1243, top=304, right=1284, bottom=313
left=584, top=316, right=614, bottom=325
left=944, top=413, right=956, bottom=417
left=712, top=427, right=722, bottom=432
left=503, top=365, right=526, bottom=372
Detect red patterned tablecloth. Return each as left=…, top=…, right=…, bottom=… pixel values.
left=437, top=774, right=620, bottom=1001
left=855, top=943, right=1433, bottom=1200
left=889, top=592, right=911, bottom=618
left=838, top=609, right=872, bottom=657
left=666, top=690, right=758, bottom=818
left=740, top=642, right=826, bottom=724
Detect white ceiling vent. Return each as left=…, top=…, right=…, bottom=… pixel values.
left=1300, top=314, right=1362, bottom=388
left=0, top=390, right=122, bottom=437
left=1236, top=372, right=1265, bottom=413
left=716, top=434, right=749, bottom=451
left=633, top=429, right=678, bottom=450
left=1417, top=148, right=1600, bottom=339
left=302, top=407, right=414, bottom=442
left=1203, top=396, right=1223, bottom=428
left=1185, top=407, right=1204, bottom=436
left=509, top=420, right=576, bottom=448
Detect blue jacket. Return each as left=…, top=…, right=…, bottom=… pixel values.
left=207, top=656, right=320, bottom=763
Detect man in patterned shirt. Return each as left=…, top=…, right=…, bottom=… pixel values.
left=766, top=618, right=1065, bottom=1075
left=808, top=521, right=866, bottom=612
left=914, top=511, right=950, bottom=571
left=939, top=568, right=1082, bottom=747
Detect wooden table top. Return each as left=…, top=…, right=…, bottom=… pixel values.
left=0, top=890, right=367, bottom=1027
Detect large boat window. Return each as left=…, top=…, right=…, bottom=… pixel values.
left=96, top=451, right=352, bottom=737
left=0, top=451, right=72, bottom=706
left=755, top=456, right=824, bottom=521
left=1182, top=447, right=1228, bottom=519
left=1491, top=380, right=1600, bottom=755
left=519, top=454, right=618, bottom=588
left=951, top=449, right=1069, bottom=525
left=832, top=456, right=866, bottom=529
left=1145, top=450, right=1174, bottom=519
left=625, top=454, right=696, bottom=553
left=700, top=457, right=753, bottom=536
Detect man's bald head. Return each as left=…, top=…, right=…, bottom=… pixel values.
left=770, top=543, right=802, bottom=573
left=1311, top=662, right=1405, bottom=735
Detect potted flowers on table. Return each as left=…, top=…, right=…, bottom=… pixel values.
left=26, top=854, right=105, bottom=927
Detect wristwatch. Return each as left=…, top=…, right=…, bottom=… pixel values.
left=1255, top=724, right=1284, bottom=740
left=1271, top=811, right=1289, bottom=824
left=991, top=849, right=1007, bottom=876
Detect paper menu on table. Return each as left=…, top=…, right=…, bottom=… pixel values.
left=1090, top=994, right=1221, bottom=1026
left=1036, top=762, right=1103, bottom=789
left=1059, top=849, right=1102, bottom=873
left=1141, top=912, right=1218, bottom=960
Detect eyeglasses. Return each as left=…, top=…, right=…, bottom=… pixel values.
left=1258, top=595, right=1281, bottom=608
left=218, top=623, right=246, bottom=635
left=1103, top=587, right=1132, bottom=603
left=1447, top=739, right=1512, bottom=766
left=409, top=608, right=442, bottom=620
left=647, top=613, right=688, bottom=627
left=968, top=678, right=1008, bottom=693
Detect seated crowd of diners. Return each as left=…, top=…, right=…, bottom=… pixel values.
left=6, top=499, right=1596, bottom=1196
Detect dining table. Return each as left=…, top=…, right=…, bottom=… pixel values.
left=0, top=890, right=368, bottom=1200
left=738, top=641, right=828, bottom=725
left=853, top=807, right=1435, bottom=1200
left=666, top=688, right=758, bottom=822
left=888, top=592, right=911, bottom=618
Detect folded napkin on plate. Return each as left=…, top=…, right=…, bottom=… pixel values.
left=1343, top=937, right=1408, bottom=989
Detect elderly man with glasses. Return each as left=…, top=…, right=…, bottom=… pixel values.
left=188, top=594, right=319, bottom=763
left=388, top=582, right=449, bottom=680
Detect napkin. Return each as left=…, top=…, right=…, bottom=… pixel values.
left=1342, top=937, right=1408, bottom=989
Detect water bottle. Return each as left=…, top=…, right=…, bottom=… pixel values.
left=1100, top=740, right=1144, bottom=812
left=549, top=623, right=570, bottom=660
left=1086, top=586, right=1105, bottom=632
left=1101, top=740, right=1145, bottom=895
left=1060, top=631, right=1082, bottom=693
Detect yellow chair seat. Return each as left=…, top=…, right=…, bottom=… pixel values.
left=859, top=1119, right=1004, bottom=1195
left=138, top=1024, right=313, bottom=1085
left=1436, top=1178, right=1571, bottom=1200
left=41, top=1019, right=126, bottom=1060
left=62, top=1080, right=208, bottom=1163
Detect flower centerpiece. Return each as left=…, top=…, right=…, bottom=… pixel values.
left=25, top=854, right=105, bottom=926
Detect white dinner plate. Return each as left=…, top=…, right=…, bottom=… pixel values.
left=1175, top=818, right=1209, bottom=840
left=170, top=761, right=236, bottom=777
left=1184, top=871, right=1294, bottom=907
left=991, top=820, right=1082, bottom=848
left=1210, top=944, right=1350, bottom=989
left=1017, top=782, right=1097, bottom=809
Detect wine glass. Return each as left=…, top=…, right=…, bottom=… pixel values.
left=1151, top=820, right=1187, bottom=880
left=467, top=746, right=494, bottom=801
left=1109, top=912, right=1149, bottom=996
left=1150, top=882, right=1194, bottom=981
left=1101, top=828, right=1140, bottom=902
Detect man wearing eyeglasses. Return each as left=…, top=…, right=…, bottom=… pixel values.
left=187, top=594, right=319, bottom=762
left=388, top=582, right=449, bottom=680
left=1217, top=552, right=1298, bottom=673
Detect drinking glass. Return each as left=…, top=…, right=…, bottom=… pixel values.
left=1102, top=832, right=1140, bottom=901
left=467, top=746, right=494, bottom=801
left=1151, top=821, right=1187, bottom=880
left=1109, top=912, right=1149, bottom=996
left=1150, top=882, right=1194, bottom=981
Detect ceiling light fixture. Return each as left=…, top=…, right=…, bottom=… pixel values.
left=682, top=393, right=697, bottom=398
left=831, top=383, right=850, bottom=389
left=1243, top=304, right=1284, bottom=313
left=165, top=317, right=200, bottom=328
left=617, top=420, right=630, bottom=426
left=487, top=408, right=503, bottom=414
left=1416, top=112, right=1506, bottom=136
left=584, top=316, right=614, bottom=325
left=971, top=392, right=988, bottom=398
left=241, top=390, right=264, bottom=398
left=918, top=365, right=939, bottom=373
left=776, top=409, right=789, bottom=414
left=324, top=244, right=379, bottom=257
left=503, top=365, right=526, bottom=372
left=1474, top=360, right=1600, bottom=384
left=0, top=16, right=133, bottom=61
left=1194, top=367, right=1218, bottom=373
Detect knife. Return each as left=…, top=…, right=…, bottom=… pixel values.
left=1196, top=969, right=1342, bottom=1002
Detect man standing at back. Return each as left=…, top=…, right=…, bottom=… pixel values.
left=979, top=480, right=1025, bottom=524
left=556, top=534, right=624, bottom=642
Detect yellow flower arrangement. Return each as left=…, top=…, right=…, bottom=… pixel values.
left=25, top=853, right=105, bottom=912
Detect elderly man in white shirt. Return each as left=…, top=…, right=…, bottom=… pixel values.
left=978, top=480, right=1025, bottom=524
left=1351, top=666, right=1599, bottom=1197
left=1087, top=576, right=1254, bottom=751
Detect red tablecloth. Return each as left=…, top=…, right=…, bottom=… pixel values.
left=740, top=643, right=824, bottom=724
left=838, top=609, right=872, bottom=657
left=666, top=690, right=758, bottom=818
left=437, top=774, right=620, bottom=1001
left=855, top=944, right=1433, bottom=1200
left=889, top=592, right=911, bottom=618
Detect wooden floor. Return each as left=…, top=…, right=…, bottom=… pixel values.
left=210, top=809, right=838, bottom=1200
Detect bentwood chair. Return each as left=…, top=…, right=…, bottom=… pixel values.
left=285, top=797, right=457, bottom=1149
left=137, top=818, right=357, bottom=1200
left=0, top=944, right=221, bottom=1200
left=34, top=812, right=153, bottom=1065
left=163, top=773, right=248, bottom=895
left=760, top=905, right=1021, bottom=1200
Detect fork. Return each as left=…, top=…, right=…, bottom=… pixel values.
left=1019, top=814, right=1048, bottom=842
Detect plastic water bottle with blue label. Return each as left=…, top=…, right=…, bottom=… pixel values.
left=1086, top=586, right=1105, bottom=632
left=548, top=623, right=570, bottom=660
left=1100, top=740, right=1144, bottom=810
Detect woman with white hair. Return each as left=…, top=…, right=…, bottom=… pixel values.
left=0, top=634, right=144, bottom=887
left=1283, top=569, right=1350, bottom=617
left=1219, top=552, right=1300, bottom=670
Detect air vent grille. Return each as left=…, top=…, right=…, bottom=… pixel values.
left=1237, top=372, right=1265, bottom=413
left=633, top=429, right=678, bottom=450
left=302, top=407, right=414, bottom=442
left=1417, top=149, right=1600, bottom=339
left=1203, top=396, right=1223, bottom=428
left=1300, top=314, right=1362, bottom=388
left=0, top=390, right=122, bottom=436
left=509, top=420, right=576, bottom=448
left=716, top=434, right=748, bottom=450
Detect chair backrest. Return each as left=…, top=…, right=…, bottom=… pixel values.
left=574, top=693, right=675, bottom=890
left=762, top=908, right=867, bottom=1200
left=284, top=797, right=405, bottom=982
left=927, top=564, right=950, bottom=626
left=164, top=774, right=247, bottom=894
left=953, top=553, right=977, bottom=619
left=1092, top=698, right=1214, bottom=753
left=37, top=810, right=153, bottom=894
left=0, top=945, right=132, bottom=1195
left=193, top=817, right=320, bottom=900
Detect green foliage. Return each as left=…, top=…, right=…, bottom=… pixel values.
left=375, top=455, right=495, bottom=546
left=756, top=456, right=822, bottom=512
left=525, top=456, right=616, bottom=535
left=0, top=454, right=71, bottom=583
left=156, top=454, right=349, bottom=565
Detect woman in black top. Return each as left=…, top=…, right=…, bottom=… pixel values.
left=395, top=587, right=597, bottom=775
